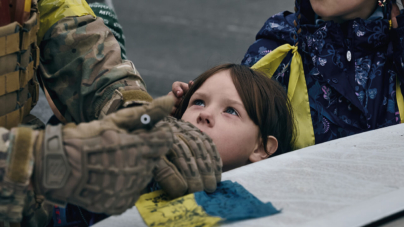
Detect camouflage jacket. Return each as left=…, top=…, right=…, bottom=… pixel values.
left=0, top=5, right=153, bottom=225
left=0, top=7, right=153, bottom=156
left=39, top=15, right=152, bottom=123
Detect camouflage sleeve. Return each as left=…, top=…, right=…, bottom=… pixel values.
left=0, top=127, right=9, bottom=180
left=0, top=127, right=35, bottom=223
left=38, top=15, right=153, bottom=123
left=0, top=127, right=14, bottom=222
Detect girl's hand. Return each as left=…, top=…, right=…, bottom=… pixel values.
left=168, top=80, right=194, bottom=116
left=391, top=0, right=403, bottom=28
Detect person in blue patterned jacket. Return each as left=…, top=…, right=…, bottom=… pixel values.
left=172, top=0, right=404, bottom=149
left=240, top=0, right=404, bottom=146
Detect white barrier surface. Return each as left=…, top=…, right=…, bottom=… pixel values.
left=94, top=123, right=404, bottom=227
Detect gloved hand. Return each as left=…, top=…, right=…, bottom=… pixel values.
left=153, top=117, right=222, bottom=198
left=2, top=96, right=175, bottom=223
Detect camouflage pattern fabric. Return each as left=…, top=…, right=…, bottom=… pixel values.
left=39, top=15, right=150, bottom=124
left=153, top=117, right=222, bottom=199
left=0, top=2, right=156, bottom=225
left=0, top=96, right=175, bottom=225
left=33, top=97, right=175, bottom=216
left=0, top=128, right=10, bottom=191
left=0, top=127, right=36, bottom=223
left=20, top=191, right=53, bottom=227
left=89, top=2, right=127, bottom=60
left=0, top=128, right=13, bottom=221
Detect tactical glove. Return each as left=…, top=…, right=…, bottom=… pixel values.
left=153, top=117, right=222, bottom=198
left=2, top=96, right=174, bottom=223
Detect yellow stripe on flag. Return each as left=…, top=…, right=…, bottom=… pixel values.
left=136, top=190, right=221, bottom=227
left=396, top=76, right=404, bottom=123
left=252, top=44, right=315, bottom=149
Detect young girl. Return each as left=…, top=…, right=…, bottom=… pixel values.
left=173, top=0, right=404, bottom=149
left=173, top=63, right=295, bottom=171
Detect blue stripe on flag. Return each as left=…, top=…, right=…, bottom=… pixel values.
left=194, top=180, right=281, bottom=221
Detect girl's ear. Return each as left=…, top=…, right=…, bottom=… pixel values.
left=249, top=136, right=278, bottom=163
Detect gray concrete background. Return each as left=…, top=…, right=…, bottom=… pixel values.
left=31, top=0, right=293, bottom=123
left=115, top=0, right=292, bottom=97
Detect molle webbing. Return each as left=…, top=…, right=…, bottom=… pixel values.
left=0, top=29, right=20, bottom=56
left=0, top=2, right=40, bottom=129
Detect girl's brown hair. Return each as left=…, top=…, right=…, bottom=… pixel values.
left=174, top=63, right=296, bottom=156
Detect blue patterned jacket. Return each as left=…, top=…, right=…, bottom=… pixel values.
left=242, top=0, right=404, bottom=145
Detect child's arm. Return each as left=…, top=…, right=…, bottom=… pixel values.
left=169, top=80, right=194, bottom=115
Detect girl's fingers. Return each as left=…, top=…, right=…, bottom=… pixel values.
left=172, top=81, right=188, bottom=98
left=171, top=82, right=182, bottom=97
left=179, top=82, right=190, bottom=94
left=391, top=3, right=400, bottom=29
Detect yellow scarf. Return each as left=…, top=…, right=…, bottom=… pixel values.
left=397, top=77, right=404, bottom=123
left=252, top=44, right=404, bottom=150
left=252, top=44, right=315, bottom=149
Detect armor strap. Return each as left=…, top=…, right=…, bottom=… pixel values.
left=20, top=61, right=35, bottom=89
left=21, top=16, right=39, bottom=51
left=0, top=8, right=40, bottom=129
left=0, top=71, right=19, bottom=96
left=7, top=127, right=34, bottom=183
left=0, top=12, right=40, bottom=56
left=33, top=45, right=40, bottom=68
left=0, top=32, right=20, bottom=57
left=0, top=97, right=32, bottom=129
left=0, top=61, right=35, bottom=97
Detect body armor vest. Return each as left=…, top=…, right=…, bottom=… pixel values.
left=0, top=1, right=39, bottom=129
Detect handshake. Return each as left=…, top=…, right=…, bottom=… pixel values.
left=3, top=96, right=222, bottom=223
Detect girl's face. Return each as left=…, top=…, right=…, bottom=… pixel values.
left=181, top=70, right=260, bottom=171
left=310, top=0, right=377, bottom=23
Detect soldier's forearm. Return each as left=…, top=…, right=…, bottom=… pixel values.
left=0, top=127, right=36, bottom=222
left=0, top=97, right=175, bottom=222
left=96, top=61, right=153, bottom=119
left=39, top=15, right=152, bottom=123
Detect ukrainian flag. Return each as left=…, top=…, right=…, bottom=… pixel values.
left=136, top=181, right=280, bottom=227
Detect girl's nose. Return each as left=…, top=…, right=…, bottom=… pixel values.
left=197, top=112, right=215, bottom=127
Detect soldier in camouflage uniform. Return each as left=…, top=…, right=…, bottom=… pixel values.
left=0, top=0, right=222, bottom=226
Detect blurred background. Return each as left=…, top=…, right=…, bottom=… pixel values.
left=31, top=0, right=293, bottom=123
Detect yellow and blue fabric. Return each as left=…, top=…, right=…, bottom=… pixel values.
left=251, top=44, right=404, bottom=149
left=252, top=44, right=315, bottom=149
left=38, top=0, right=96, bottom=43
left=136, top=181, right=280, bottom=227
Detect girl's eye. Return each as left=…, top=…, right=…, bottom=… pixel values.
left=193, top=99, right=205, bottom=107
left=224, top=107, right=239, bottom=116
